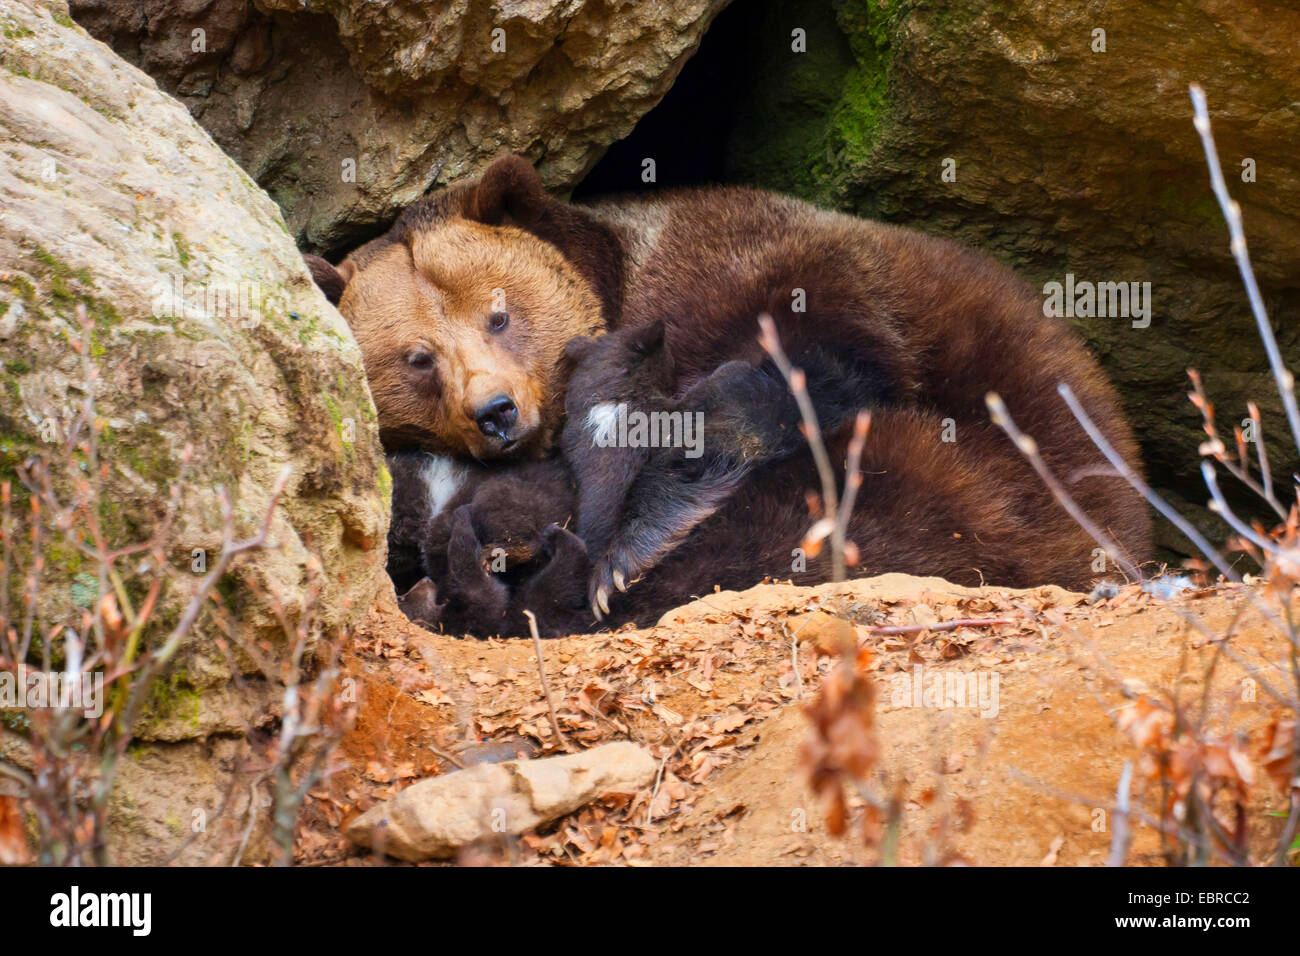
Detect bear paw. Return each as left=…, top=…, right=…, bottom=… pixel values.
left=397, top=577, right=444, bottom=631
left=589, top=546, right=647, bottom=621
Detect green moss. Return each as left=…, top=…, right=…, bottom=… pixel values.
left=825, top=0, right=903, bottom=159
left=322, top=393, right=343, bottom=429
left=827, top=60, right=890, bottom=157
left=725, top=0, right=906, bottom=202
left=143, top=672, right=201, bottom=730
left=51, top=12, right=76, bottom=29
left=98, top=422, right=182, bottom=487
left=1, top=272, right=37, bottom=308
left=1, top=358, right=25, bottom=404
left=34, top=248, right=73, bottom=300
left=1156, top=184, right=1221, bottom=231
left=172, top=233, right=191, bottom=268
left=25, top=246, right=112, bottom=326
left=214, top=573, right=241, bottom=614
left=322, top=393, right=357, bottom=462
left=0, top=441, right=25, bottom=494
left=725, top=0, right=854, bottom=201
left=70, top=572, right=98, bottom=609
left=44, top=539, right=85, bottom=576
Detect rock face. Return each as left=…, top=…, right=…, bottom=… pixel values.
left=715, top=0, right=1300, bottom=546
left=0, top=0, right=388, bottom=861
left=347, top=742, right=658, bottom=861
left=69, top=0, right=732, bottom=254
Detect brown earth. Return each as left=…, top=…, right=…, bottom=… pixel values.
left=294, top=573, right=1295, bottom=867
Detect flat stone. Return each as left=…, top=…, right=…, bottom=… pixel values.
left=347, top=742, right=658, bottom=861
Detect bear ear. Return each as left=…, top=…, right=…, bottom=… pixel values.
left=465, top=154, right=548, bottom=228
left=563, top=335, right=598, bottom=365
left=303, top=254, right=355, bottom=306
left=629, top=319, right=666, bottom=356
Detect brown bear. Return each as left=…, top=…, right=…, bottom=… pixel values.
left=556, top=318, right=1146, bottom=623
left=308, top=153, right=1153, bottom=623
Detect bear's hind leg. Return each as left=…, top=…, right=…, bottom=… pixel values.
left=439, top=505, right=512, bottom=637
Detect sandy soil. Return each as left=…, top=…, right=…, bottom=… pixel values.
left=294, top=573, right=1295, bottom=866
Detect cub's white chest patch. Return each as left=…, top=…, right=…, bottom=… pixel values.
left=416, top=454, right=465, bottom=518
left=586, top=402, right=621, bottom=447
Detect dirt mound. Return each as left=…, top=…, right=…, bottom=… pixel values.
left=295, top=574, right=1292, bottom=866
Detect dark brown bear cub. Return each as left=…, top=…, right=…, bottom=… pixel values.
left=386, top=452, right=590, bottom=638
left=561, top=320, right=875, bottom=617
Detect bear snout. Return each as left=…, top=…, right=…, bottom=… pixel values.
left=475, top=393, right=519, bottom=442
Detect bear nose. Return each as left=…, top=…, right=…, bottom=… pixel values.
left=475, top=394, right=518, bottom=440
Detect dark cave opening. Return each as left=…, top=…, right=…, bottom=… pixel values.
left=573, top=0, right=766, bottom=199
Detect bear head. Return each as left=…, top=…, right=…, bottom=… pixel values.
left=306, top=155, right=623, bottom=459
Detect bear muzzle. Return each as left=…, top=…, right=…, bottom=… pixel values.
left=475, top=393, right=522, bottom=448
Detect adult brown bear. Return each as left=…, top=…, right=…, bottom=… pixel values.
left=306, top=154, right=1152, bottom=625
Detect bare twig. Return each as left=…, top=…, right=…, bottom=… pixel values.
left=757, top=314, right=845, bottom=581
left=523, top=610, right=571, bottom=752
left=1107, top=760, right=1133, bottom=867
left=645, top=753, right=668, bottom=827
left=1189, top=83, right=1300, bottom=456
left=866, top=617, right=1014, bottom=636
left=986, top=391, right=1143, bottom=582
left=1187, top=371, right=1286, bottom=519
left=1057, top=384, right=1239, bottom=582
left=428, top=745, right=466, bottom=771
left=834, top=411, right=872, bottom=569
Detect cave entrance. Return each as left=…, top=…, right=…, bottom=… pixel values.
left=574, top=0, right=764, bottom=198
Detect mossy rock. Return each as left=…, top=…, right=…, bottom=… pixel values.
left=722, top=0, right=1300, bottom=554
left=0, top=0, right=391, bottom=861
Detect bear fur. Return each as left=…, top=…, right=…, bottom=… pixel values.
left=385, top=451, right=589, bottom=638
left=386, top=324, right=858, bottom=637
left=305, top=156, right=619, bottom=459
left=313, top=154, right=1153, bottom=634
left=389, top=317, right=1142, bottom=637
left=560, top=320, right=878, bottom=616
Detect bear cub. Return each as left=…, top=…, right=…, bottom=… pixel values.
left=387, top=453, right=589, bottom=639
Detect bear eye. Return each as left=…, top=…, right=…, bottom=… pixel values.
left=406, top=348, right=435, bottom=371
left=488, top=311, right=509, bottom=334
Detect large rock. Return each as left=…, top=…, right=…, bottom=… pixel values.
left=0, top=0, right=388, bottom=861
left=69, top=0, right=732, bottom=253
left=720, top=0, right=1300, bottom=549
left=347, top=742, right=658, bottom=861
